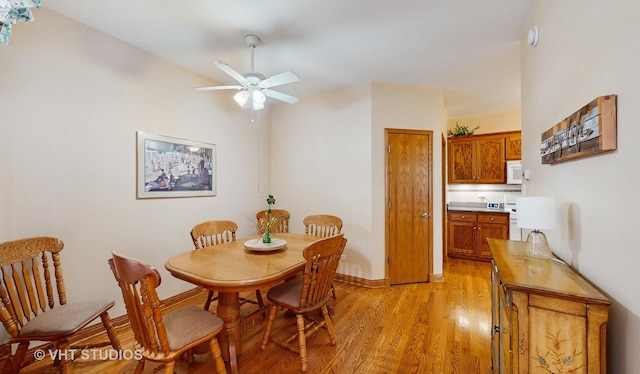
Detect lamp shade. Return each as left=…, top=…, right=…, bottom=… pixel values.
left=252, top=89, right=266, bottom=105
left=516, top=196, right=557, bottom=230
left=233, top=90, right=250, bottom=107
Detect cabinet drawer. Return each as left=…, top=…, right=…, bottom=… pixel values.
left=448, top=212, right=477, bottom=222
left=477, top=213, right=508, bottom=224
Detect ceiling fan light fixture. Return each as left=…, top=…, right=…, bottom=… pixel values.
left=251, top=89, right=266, bottom=110
left=252, top=90, right=266, bottom=105
left=233, top=90, right=250, bottom=107
left=197, top=34, right=300, bottom=110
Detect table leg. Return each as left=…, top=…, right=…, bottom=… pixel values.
left=217, top=292, right=241, bottom=374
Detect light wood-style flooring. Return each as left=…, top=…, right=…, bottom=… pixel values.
left=16, top=257, right=493, bottom=373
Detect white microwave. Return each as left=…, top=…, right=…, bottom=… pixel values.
left=506, top=160, right=522, bottom=184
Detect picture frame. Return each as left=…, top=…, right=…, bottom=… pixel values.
left=136, top=131, right=216, bottom=199
left=540, top=95, right=617, bottom=164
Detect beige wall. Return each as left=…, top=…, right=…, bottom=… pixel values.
left=271, top=82, right=447, bottom=280
left=0, top=9, right=271, bottom=323
left=447, top=109, right=521, bottom=135
left=271, top=84, right=374, bottom=278
left=372, top=83, right=447, bottom=277
left=523, top=1, right=640, bottom=371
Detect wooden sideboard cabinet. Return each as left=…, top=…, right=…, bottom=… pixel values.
left=448, top=211, right=508, bottom=261
left=488, top=239, right=610, bottom=373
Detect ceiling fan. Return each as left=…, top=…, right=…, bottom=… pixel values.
left=196, top=35, right=300, bottom=110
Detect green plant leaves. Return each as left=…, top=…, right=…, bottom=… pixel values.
left=448, top=122, right=480, bottom=137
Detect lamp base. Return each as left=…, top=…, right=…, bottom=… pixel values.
left=524, top=230, right=552, bottom=260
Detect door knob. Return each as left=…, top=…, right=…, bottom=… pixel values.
left=421, top=212, right=430, bottom=218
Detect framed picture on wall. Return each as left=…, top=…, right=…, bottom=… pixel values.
left=136, top=131, right=216, bottom=199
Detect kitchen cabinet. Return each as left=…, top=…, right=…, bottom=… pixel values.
left=505, top=132, right=521, bottom=160
left=489, top=239, right=609, bottom=374
left=447, top=131, right=522, bottom=183
left=448, top=134, right=506, bottom=183
left=447, top=211, right=508, bottom=261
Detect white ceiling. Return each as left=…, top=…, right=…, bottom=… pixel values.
left=43, top=0, right=533, bottom=118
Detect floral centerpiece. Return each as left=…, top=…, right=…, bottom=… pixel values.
left=261, top=194, right=276, bottom=243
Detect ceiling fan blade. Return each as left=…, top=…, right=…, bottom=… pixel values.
left=259, top=71, right=300, bottom=89
left=195, top=85, right=243, bottom=91
left=214, top=61, right=248, bottom=84
left=262, top=88, right=299, bottom=104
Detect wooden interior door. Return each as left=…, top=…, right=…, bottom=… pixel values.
left=386, top=129, right=432, bottom=285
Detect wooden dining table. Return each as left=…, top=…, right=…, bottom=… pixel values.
left=165, top=232, right=318, bottom=374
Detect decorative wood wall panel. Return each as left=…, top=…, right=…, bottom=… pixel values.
left=541, top=95, right=617, bottom=164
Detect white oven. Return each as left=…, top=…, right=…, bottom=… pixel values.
left=506, top=160, right=522, bottom=184
left=504, top=195, right=522, bottom=240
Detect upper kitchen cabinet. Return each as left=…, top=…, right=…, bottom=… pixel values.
left=448, top=133, right=506, bottom=184
left=505, top=131, right=522, bottom=160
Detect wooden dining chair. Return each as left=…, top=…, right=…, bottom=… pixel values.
left=256, top=209, right=290, bottom=234
left=303, top=214, right=343, bottom=238
left=260, top=234, right=347, bottom=373
left=0, top=236, right=122, bottom=374
left=190, top=220, right=264, bottom=311
left=190, top=220, right=238, bottom=249
left=303, top=214, right=343, bottom=298
left=109, top=251, right=227, bottom=374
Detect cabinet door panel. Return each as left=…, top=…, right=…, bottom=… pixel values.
left=477, top=223, right=508, bottom=258
left=528, top=307, right=587, bottom=372
left=448, top=140, right=475, bottom=183
left=448, top=221, right=475, bottom=255
left=506, top=134, right=522, bottom=160
left=476, top=137, right=506, bottom=183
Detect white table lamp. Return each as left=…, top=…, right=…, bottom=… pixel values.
left=516, top=196, right=557, bottom=259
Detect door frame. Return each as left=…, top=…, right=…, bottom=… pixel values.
left=442, top=133, right=448, bottom=262
left=384, top=128, right=433, bottom=285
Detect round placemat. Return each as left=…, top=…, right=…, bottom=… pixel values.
left=244, top=238, right=287, bottom=252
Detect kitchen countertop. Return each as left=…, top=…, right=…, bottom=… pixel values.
left=447, top=202, right=511, bottom=214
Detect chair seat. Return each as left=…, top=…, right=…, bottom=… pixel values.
left=267, top=278, right=304, bottom=308
left=163, top=305, right=224, bottom=351
left=18, top=300, right=115, bottom=340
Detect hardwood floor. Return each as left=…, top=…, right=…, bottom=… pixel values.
left=14, top=257, right=493, bottom=373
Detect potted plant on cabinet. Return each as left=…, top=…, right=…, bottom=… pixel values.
left=448, top=122, right=480, bottom=137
